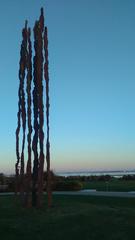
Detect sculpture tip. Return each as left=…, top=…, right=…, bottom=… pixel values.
left=41, top=7, right=44, bottom=15
left=25, top=20, right=28, bottom=28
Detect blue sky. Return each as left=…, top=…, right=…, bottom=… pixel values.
left=0, top=0, right=135, bottom=174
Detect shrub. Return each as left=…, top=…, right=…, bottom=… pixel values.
left=97, top=175, right=112, bottom=181
left=122, top=175, right=135, bottom=180
left=52, top=180, right=83, bottom=191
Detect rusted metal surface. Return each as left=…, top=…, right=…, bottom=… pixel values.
left=44, top=26, right=52, bottom=207
left=15, top=21, right=28, bottom=202
left=20, top=22, right=27, bottom=205
left=25, top=27, right=32, bottom=207
left=37, top=8, right=45, bottom=208
left=32, top=9, right=45, bottom=207
left=16, top=8, right=52, bottom=208
left=32, top=20, right=39, bottom=206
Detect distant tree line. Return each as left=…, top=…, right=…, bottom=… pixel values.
left=1, top=172, right=135, bottom=193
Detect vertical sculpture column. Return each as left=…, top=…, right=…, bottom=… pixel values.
left=15, top=8, right=52, bottom=208
left=37, top=9, right=45, bottom=208
left=15, top=22, right=28, bottom=204
left=44, top=27, right=52, bottom=207
left=26, top=27, right=32, bottom=207
left=32, top=20, right=39, bottom=206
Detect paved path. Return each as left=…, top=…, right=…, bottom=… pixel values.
left=1, top=190, right=135, bottom=198
left=53, top=190, right=135, bottom=198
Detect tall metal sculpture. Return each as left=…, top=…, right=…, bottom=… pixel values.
left=15, top=21, right=28, bottom=205
left=15, top=8, right=52, bottom=208
left=44, top=27, right=52, bottom=207
left=25, top=27, right=32, bottom=207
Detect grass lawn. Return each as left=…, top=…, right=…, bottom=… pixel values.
left=83, top=179, right=135, bottom=192
left=0, top=195, right=135, bottom=240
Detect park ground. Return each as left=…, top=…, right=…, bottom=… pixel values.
left=83, top=178, right=135, bottom=192
left=1, top=194, right=135, bottom=240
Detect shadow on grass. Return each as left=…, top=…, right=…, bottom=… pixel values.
left=0, top=195, right=135, bottom=240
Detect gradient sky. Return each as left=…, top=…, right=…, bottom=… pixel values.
left=0, top=0, right=135, bottom=174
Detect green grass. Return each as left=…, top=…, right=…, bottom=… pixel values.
left=1, top=195, right=135, bottom=240
left=83, top=179, right=135, bottom=192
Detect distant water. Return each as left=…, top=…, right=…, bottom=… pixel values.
left=56, top=170, right=135, bottom=178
